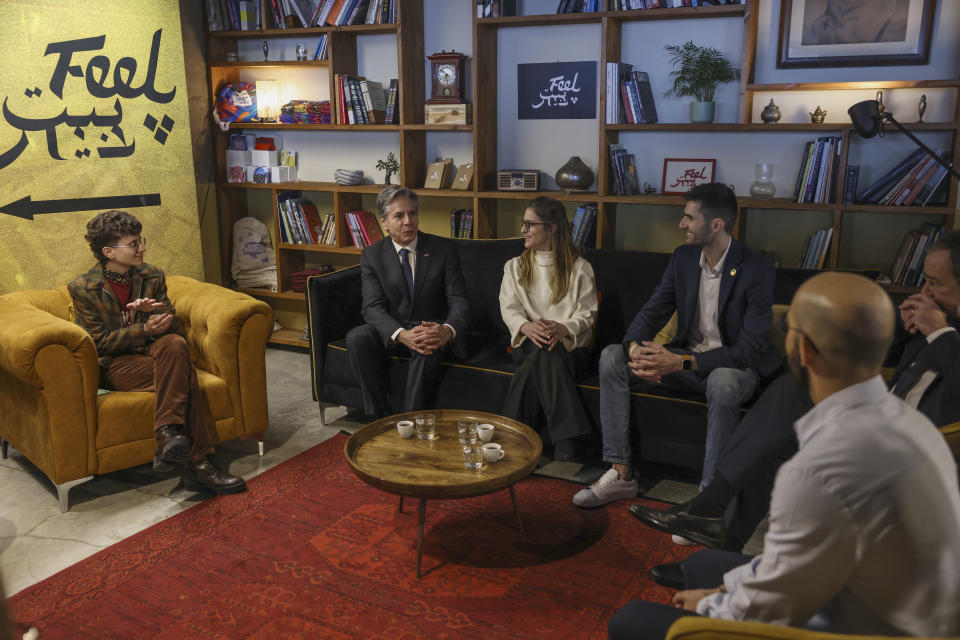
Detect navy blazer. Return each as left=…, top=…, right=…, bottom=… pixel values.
left=360, top=231, right=470, bottom=355
left=888, top=318, right=960, bottom=427
left=623, top=239, right=780, bottom=378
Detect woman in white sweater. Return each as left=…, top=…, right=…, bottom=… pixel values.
left=499, top=197, right=598, bottom=461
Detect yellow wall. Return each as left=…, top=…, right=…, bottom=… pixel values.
left=0, top=0, right=201, bottom=293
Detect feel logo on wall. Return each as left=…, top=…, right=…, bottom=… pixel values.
left=517, top=61, right=597, bottom=120
left=0, top=0, right=201, bottom=292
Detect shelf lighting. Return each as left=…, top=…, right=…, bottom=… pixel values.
left=848, top=100, right=960, bottom=182
left=256, top=80, right=280, bottom=122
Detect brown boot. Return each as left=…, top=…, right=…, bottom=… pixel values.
left=153, top=425, right=190, bottom=472
left=183, top=456, right=246, bottom=495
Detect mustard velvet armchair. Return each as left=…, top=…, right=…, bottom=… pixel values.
left=0, top=276, right=273, bottom=511
left=666, top=616, right=954, bottom=640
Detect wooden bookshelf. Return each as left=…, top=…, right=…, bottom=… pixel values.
left=207, top=1, right=959, bottom=345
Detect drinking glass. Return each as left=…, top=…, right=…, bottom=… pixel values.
left=415, top=414, right=436, bottom=440
left=458, top=416, right=478, bottom=444
left=462, top=443, right=484, bottom=470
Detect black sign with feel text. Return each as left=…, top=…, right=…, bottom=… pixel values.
left=517, top=61, right=596, bottom=120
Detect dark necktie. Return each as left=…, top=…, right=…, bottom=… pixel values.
left=399, top=248, right=414, bottom=297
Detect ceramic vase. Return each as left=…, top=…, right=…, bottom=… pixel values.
left=689, top=101, right=715, bottom=124
left=555, top=156, right=594, bottom=191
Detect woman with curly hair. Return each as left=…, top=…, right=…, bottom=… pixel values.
left=499, top=197, right=597, bottom=461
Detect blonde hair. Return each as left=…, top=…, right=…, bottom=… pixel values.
left=517, top=197, right=579, bottom=304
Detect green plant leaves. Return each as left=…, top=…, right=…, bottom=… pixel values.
left=664, top=41, right=740, bottom=103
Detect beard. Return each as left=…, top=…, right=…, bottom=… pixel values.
left=786, top=338, right=810, bottom=390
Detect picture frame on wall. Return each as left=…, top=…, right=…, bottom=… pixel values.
left=662, top=158, right=716, bottom=195
left=777, top=0, right=936, bottom=68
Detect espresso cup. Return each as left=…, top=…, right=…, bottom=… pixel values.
left=482, top=442, right=504, bottom=462
left=477, top=423, right=495, bottom=442
left=396, top=420, right=414, bottom=439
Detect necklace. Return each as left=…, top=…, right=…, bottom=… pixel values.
left=103, top=266, right=133, bottom=284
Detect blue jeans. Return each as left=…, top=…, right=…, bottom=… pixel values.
left=598, top=344, right=758, bottom=484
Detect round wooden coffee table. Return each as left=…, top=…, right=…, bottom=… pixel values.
left=345, top=409, right=542, bottom=578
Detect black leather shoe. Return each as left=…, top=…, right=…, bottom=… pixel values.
left=154, top=425, right=190, bottom=472
left=552, top=439, right=578, bottom=463
left=628, top=503, right=725, bottom=548
left=649, top=562, right=685, bottom=590
left=183, top=457, right=246, bottom=495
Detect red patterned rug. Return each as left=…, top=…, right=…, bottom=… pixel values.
left=10, top=434, right=698, bottom=639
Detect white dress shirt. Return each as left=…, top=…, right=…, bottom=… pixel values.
left=688, top=238, right=731, bottom=353
left=697, top=376, right=960, bottom=636
left=499, top=252, right=598, bottom=351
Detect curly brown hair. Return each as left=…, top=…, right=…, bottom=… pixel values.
left=85, top=210, right=142, bottom=265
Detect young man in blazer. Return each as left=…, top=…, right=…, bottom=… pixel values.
left=574, top=183, right=779, bottom=510
left=346, top=186, right=470, bottom=418
left=631, top=231, right=960, bottom=578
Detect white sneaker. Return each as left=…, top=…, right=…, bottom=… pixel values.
left=672, top=534, right=695, bottom=546
left=573, top=468, right=638, bottom=507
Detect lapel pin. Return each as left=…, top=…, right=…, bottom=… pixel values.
left=729, top=268, right=737, bottom=277
left=423, top=253, right=430, bottom=257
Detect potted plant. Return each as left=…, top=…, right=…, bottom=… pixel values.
left=664, top=41, right=740, bottom=124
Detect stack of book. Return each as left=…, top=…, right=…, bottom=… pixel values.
left=206, top=0, right=260, bottom=31
left=309, top=0, right=395, bottom=27
left=608, top=144, right=640, bottom=195
left=312, top=34, right=329, bottom=60
left=345, top=210, right=384, bottom=249
left=857, top=149, right=951, bottom=207
left=556, top=0, right=600, bottom=11
left=606, top=63, right=658, bottom=125
left=277, top=191, right=330, bottom=245
left=450, top=209, right=474, bottom=238
left=889, top=223, right=945, bottom=286
left=290, top=265, right=334, bottom=293
left=791, top=136, right=842, bottom=204
left=571, top=203, right=598, bottom=249
left=797, top=227, right=834, bottom=270
left=334, top=76, right=394, bottom=125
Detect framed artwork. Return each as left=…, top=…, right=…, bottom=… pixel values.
left=662, top=159, right=716, bottom=195
left=777, top=0, right=936, bottom=68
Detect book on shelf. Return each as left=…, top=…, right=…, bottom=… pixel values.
left=450, top=209, right=474, bottom=238
left=570, top=204, right=597, bottom=248
left=857, top=148, right=926, bottom=204
left=843, top=165, right=859, bottom=204
left=207, top=0, right=261, bottom=31
left=608, top=144, right=638, bottom=196
left=630, top=71, right=658, bottom=123
left=797, top=227, right=833, bottom=270
left=383, top=79, right=399, bottom=124
left=919, top=163, right=952, bottom=206
left=312, top=34, right=329, bottom=60
left=791, top=137, right=840, bottom=204
left=893, top=223, right=943, bottom=286
left=605, top=62, right=632, bottom=125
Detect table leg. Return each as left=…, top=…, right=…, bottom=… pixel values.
left=509, top=485, right=523, bottom=533
left=416, top=498, right=427, bottom=579
left=398, top=496, right=404, bottom=513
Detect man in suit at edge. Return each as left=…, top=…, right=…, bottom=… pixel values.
left=632, top=230, right=960, bottom=589
left=345, top=186, right=470, bottom=418
left=574, top=183, right=781, bottom=510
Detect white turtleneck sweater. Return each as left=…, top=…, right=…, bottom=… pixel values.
left=499, top=250, right=598, bottom=351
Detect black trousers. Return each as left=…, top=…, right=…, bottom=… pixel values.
left=502, top=340, right=593, bottom=445
left=345, top=324, right=445, bottom=418
left=714, top=372, right=813, bottom=548
left=608, top=549, right=751, bottom=640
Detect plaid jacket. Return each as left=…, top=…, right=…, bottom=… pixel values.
left=68, top=263, right=184, bottom=367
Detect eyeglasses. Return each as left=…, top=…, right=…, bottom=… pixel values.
left=521, top=221, right=550, bottom=231
left=108, top=237, right=146, bottom=250
left=779, top=314, right=819, bottom=353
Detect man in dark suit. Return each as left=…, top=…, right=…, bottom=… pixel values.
left=574, top=183, right=780, bottom=509
left=631, top=231, right=960, bottom=588
left=346, top=186, right=470, bottom=418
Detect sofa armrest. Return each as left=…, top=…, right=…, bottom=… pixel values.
left=306, top=266, right=362, bottom=402
left=166, top=277, right=273, bottom=436
left=0, top=299, right=100, bottom=483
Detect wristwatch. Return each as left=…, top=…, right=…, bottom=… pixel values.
left=681, top=355, right=694, bottom=371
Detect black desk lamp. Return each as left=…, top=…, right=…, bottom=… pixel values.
left=847, top=100, right=960, bottom=182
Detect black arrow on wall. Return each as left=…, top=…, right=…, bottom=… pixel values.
left=0, top=193, right=162, bottom=220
